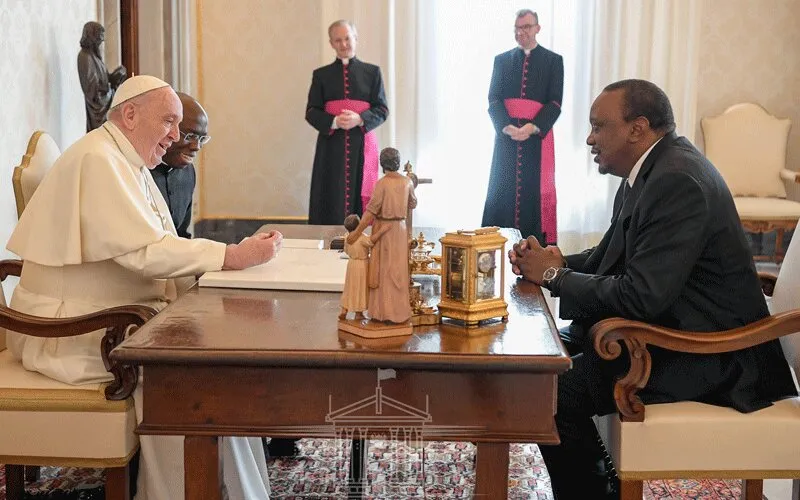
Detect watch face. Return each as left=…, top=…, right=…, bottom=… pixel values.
left=543, top=267, right=559, bottom=281
left=477, top=252, right=494, bottom=273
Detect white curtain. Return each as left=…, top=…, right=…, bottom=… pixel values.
left=321, top=0, right=702, bottom=254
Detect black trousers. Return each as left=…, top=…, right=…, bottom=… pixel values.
left=538, top=326, right=626, bottom=500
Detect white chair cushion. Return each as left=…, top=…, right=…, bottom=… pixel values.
left=734, top=197, right=800, bottom=221
left=596, top=398, right=800, bottom=477
left=19, top=132, right=60, bottom=207
left=702, top=103, right=791, bottom=198
left=0, top=349, right=137, bottom=465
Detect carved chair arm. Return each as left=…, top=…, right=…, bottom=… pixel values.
left=0, top=259, right=23, bottom=280
left=0, top=302, right=157, bottom=401
left=758, top=272, right=778, bottom=297
left=590, top=310, right=800, bottom=422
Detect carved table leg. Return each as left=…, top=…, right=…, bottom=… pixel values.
left=475, top=442, right=509, bottom=499
left=184, top=435, right=221, bottom=500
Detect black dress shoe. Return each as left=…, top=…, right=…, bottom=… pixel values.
left=266, top=438, right=301, bottom=458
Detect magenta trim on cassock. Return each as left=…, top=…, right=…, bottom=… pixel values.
left=504, top=98, right=557, bottom=242
left=325, top=99, right=379, bottom=212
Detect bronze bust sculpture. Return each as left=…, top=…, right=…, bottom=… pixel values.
left=77, top=22, right=127, bottom=132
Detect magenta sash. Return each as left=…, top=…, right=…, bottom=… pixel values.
left=504, top=98, right=556, bottom=242
left=325, top=99, right=379, bottom=211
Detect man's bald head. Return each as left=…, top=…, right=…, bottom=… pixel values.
left=162, top=92, right=210, bottom=169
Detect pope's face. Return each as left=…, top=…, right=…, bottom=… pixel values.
left=330, top=24, right=357, bottom=59
left=133, top=88, right=182, bottom=168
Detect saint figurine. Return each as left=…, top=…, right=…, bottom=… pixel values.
left=347, top=147, right=417, bottom=323
left=78, top=21, right=127, bottom=132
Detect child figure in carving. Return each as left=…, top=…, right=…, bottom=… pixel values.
left=340, top=214, right=390, bottom=320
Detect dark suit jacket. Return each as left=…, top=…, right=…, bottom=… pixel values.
left=553, top=132, right=796, bottom=412
left=150, top=164, right=195, bottom=239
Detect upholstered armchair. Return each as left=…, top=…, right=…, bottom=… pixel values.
left=12, top=130, right=61, bottom=219
left=0, top=260, right=155, bottom=500
left=701, top=103, right=800, bottom=262
left=592, top=235, right=800, bottom=499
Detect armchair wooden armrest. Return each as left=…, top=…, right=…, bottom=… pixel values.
left=0, top=259, right=157, bottom=400
left=590, top=311, right=800, bottom=422
left=0, top=259, right=23, bottom=279
left=780, top=168, right=800, bottom=184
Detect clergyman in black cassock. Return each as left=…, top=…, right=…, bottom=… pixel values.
left=306, top=21, right=388, bottom=225
left=482, top=10, right=563, bottom=244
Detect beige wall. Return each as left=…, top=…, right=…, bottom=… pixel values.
left=0, top=0, right=97, bottom=299
left=0, top=0, right=97, bottom=260
left=696, top=0, right=800, bottom=172
left=197, top=0, right=322, bottom=219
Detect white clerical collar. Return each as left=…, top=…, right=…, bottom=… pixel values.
left=520, top=43, right=538, bottom=56
left=102, top=121, right=146, bottom=170
left=340, top=57, right=350, bottom=65
left=628, top=136, right=663, bottom=187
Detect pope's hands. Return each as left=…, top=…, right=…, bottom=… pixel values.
left=223, top=230, right=284, bottom=270
left=335, top=110, right=363, bottom=130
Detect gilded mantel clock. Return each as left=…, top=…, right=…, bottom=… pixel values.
left=438, top=227, right=508, bottom=327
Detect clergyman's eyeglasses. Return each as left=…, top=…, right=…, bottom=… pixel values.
left=179, top=130, right=211, bottom=145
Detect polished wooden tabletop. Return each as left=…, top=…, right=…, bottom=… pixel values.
left=112, top=226, right=570, bottom=374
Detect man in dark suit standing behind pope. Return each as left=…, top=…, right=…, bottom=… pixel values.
left=510, top=79, right=796, bottom=499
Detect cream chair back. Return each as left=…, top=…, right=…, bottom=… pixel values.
left=701, top=103, right=791, bottom=198
left=13, top=131, right=61, bottom=219
left=772, top=233, right=800, bottom=376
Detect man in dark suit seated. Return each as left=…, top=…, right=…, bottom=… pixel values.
left=151, top=92, right=209, bottom=238
left=509, top=79, right=797, bottom=500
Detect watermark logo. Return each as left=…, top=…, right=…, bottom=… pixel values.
left=271, top=368, right=485, bottom=498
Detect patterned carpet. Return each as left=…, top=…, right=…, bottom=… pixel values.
left=1, top=439, right=743, bottom=499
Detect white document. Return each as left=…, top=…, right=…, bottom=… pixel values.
left=281, top=238, right=324, bottom=250
left=198, top=248, right=346, bottom=292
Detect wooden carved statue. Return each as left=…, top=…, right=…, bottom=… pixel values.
left=340, top=214, right=389, bottom=320
left=346, top=147, right=417, bottom=323
left=78, top=21, right=127, bottom=132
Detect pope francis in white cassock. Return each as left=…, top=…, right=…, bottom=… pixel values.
left=6, top=76, right=274, bottom=499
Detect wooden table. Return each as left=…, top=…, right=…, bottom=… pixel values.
left=111, top=225, right=570, bottom=499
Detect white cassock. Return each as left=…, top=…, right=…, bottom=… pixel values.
left=6, top=121, right=270, bottom=500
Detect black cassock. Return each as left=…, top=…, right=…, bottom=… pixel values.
left=306, top=57, right=388, bottom=225
left=482, top=46, right=563, bottom=244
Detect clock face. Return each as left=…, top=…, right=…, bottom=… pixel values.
left=477, top=252, right=495, bottom=274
